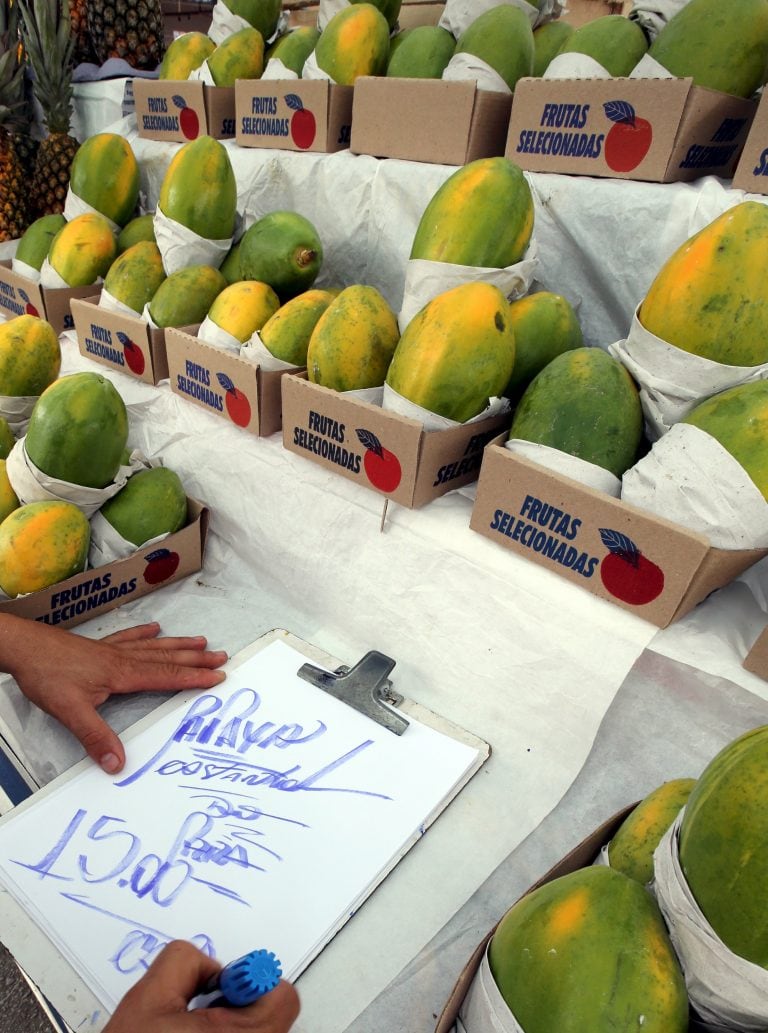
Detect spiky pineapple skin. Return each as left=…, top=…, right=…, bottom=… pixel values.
left=31, top=133, right=80, bottom=219
left=88, top=0, right=166, bottom=70
left=0, top=132, right=28, bottom=241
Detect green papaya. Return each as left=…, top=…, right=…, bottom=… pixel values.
left=15, top=214, right=67, bottom=272
left=99, top=467, right=187, bottom=546
left=453, top=5, right=534, bottom=92
left=239, top=211, right=323, bottom=302
left=387, top=25, right=456, bottom=79
left=148, top=265, right=228, bottom=328
left=533, top=20, right=574, bottom=77
left=554, top=15, right=648, bottom=78
left=158, top=136, right=237, bottom=240
left=266, top=26, right=320, bottom=76
left=116, top=213, right=156, bottom=255
left=224, top=0, right=282, bottom=40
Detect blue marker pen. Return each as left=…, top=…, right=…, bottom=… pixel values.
left=198, top=949, right=283, bottom=1008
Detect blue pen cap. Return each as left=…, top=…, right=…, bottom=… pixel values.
left=219, top=949, right=282, bottom=1006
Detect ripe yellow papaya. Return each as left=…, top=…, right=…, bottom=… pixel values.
left=0, top=500, right=90, bottom=597
left=307, top=285, right=399, bottom=391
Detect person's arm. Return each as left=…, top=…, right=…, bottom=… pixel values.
left=103, top=941, right=300, bottom=1033
left=0, top=614, right=228, bottom=773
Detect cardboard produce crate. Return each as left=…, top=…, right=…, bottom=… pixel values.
left=0, top=261, right=97, bottom=335
left=732, top=88, right=768, bottom=192
left=235, top=80, right=352, bottom=153
left=71, top=297, right=176, bottom=386
left=133, top=78, right=235, bottom=142
left=744, top=625, right=768, bottom=681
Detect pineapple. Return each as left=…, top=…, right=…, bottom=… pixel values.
left=88, top=0, right=166, bottom=71
left=69, top=0, right=96, bottom=66
left=0, top=1, right=29, bottom=240
left=17, top=0, right=79, bottom=220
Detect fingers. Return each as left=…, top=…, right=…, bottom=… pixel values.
left=120, top=941, right=221, bottom=1014
left=52, top=699, right=126, bottom=774
left=101, top=623, right=163, bottom=644
left=109, top=660, right=227, bottom=696
left=116, top=646, right=229, bottom=668
left=115, top=636, right=214, bottom=653
left=243, top=980, right=301, bottom=1033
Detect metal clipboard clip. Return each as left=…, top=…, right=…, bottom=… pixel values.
left=297, top=651, right=409, bottom=735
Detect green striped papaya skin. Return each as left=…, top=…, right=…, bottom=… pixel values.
left=649, top=0, right=768, bottom=98
left=158, top=31, right=216, bottom=80
left=506, top=291, right=583, bottom=395
left=219, top=239, right=243, bottom=284
left=314, top=4, right=390, bottom=85
left=208, top=26, right=265, bottom=87
left=532, top=19, right=574, bottom=77
left=410, top=157, right=534, bottom=267
left=0, top=314, right=61, bottom=397
left=307, top=285, right=399, bottom=391
left=609, top=778, right=697, bottom=885
left=0, top=459, right=19, bottom=524
left=682, top=381, right=768, bottom=500
left=48, top=213, right=118, bottom=287
left=386, top=25, right=456, bottom=78
left=225, top=0, right=282, bottom=40
left=554, top=15, right=648, bottom=77
left=0, top=417, right=15, bottom=460
left=15, top=214, right=66, bottom=271
left=640, top=202, right=768, bottom=367
left=509, top=347, right=643, bottom=478
left=349, top=0, right=402, bottom=31
left=266, top=26, right=321, bottom=75
left=679, top=725, right=768, bottom=966
left=489, top=866, right=688, bottom=1033
left=0, top=500, right=90, bottom=598
left=386, top=282, right=515, bottom=422
left=104, top=241, right=167, bottom=314
left=239, top=211, right=323, bottom=302
left=260, top=288, right=336, bottom=365
left=68, top=133, right=140, bottom=228
left=116, top=213, right=156, bottom=255
left=99, top=466, right=187, bottom=546
left=158, top=136, right=237, bottom=241
left=148, top=265, right=228, bottom=328
left=26, top=372, right=128, bottom=489
left=453, top=5, right=534, bottom=93
left=207, top=280, right=280, bottom=341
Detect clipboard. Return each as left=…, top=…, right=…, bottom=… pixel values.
left=0, top=628, right=489, bottom=1031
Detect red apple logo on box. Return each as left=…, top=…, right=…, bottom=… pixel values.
left=143, top=547, right=180, bottom=585
left=172, top=95, right=199, bottom=140
left=356, top=428, right=402, bottom=493
left=116, top=331, right=146, bottom=375
left=285, top=93, right=316, bottom=150
left=216, top=371, right=251, bottom=428
left=603, top=100, right=652, bottom=173
left=18, top=288, right=39, bottom=317
left=599, top=528, right=664, bottom=606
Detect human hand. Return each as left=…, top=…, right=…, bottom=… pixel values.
left=0, top=615, right=228, bottom=774
left=103, top=941, right=300, bottom=1033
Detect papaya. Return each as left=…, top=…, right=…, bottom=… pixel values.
left=679, top=724, right=768, bottom=966
left=219, top=239, right=243, bottom=284
left=25, top=372, right=128, bottom=489
left=149, top=265, right=228, bottom=328
left=223, top=0, right=282, bottom=40
left=117, top=213, right=156, bottom=254
left=0, top=500, right=90, bottom=598
left=639, top=202, right=768, bottom=367
left=266, top=26, right=321, bottom=76
left=158, top=31, right=216, bottom=80
left=506, top=292, right=583, bottom=395
left=307, top=285, right=399, bottom=391
left=103, top=241, right=166, bottom=314
left=350, top=0, right=402, bottom=31
left=488, top=866, right=688, bottom=1033
left=682, top=381, right=768, bottom=500
left=208, top=26, right=265, bottom=87
left=649, top=0, right=768, bottom=99
left=554, top=15, right=648, bottom=77
left=386, top=282, right=515, bottom=422
left=386, top=25, right=456, bottom=79
left=99, top=466, right=187, bottom=547
left=410, top=157, right=534, bottom=268
left=509, top=347, right=643, bottom=478
left=48, top=213, right=117, bottom=287
left=608, top=778, right=697, bottom=885
left=532, top=19, right=574, bottom=77
left=15, top=214, right=67, bottom=272
left=314, top=4, right=390, bottom=85
left=0, top=315, right=60, bottom=397
left=452, top=5, right=534, bottom=93
left=239, top=211, right=323, bottom=302
left=206, top=280, right=281, bottom=342
left=0, top=417, right=14, bottom=460
left=260, top=288, right=336, bottom=366
left=158, top=135, right=237, bottom=241
left=68, top=132, right=141, bottom=227
left=0, top=459, right=19, bottom=524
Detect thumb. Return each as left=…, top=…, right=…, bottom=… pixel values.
left=62, top=703, right=126, bottom=774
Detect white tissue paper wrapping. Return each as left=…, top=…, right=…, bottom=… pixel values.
left=188, top=60, right=216, bottom=86
left=0, top=394, right=37, bottom=436
left=207, top=1, right=251, bottom=44
left=98, top=286, right=142, bottom=317
left=317, top=0, right=350, bottom=31
left=153, top=204, right=233, bottom=276
left=653, top=814, right=768, bottom=1032
left=383, top=383, right=511, bottom=432
left=5, top=438, right=146, bottom=519
left=240, top=331, right=300, bottom=371
left=301, top=48, right=335, bottom=83
left=609, top=307, right=768, bottom=440
left=593, top=843, right=611, bottom=867
left=543, top=52, right=612, bottom=80
left=629, top=52, right=677, bottom=79
left=344, top=384, right=385, bottom=405
left=439, top=0, right=538, bottom=36
left=442, top=52, right=512, bottom=94
left=10, top=258, right=40, bottom=282
left=629, top=0, right=691, bottom=44
left=140, top=302, right=160, bottom=330
left=38, top=258, right=72, bottom=289
left=506, top=438, right=622, bottom=497
left=88, top=509, right=169, bottom=567
left=457, top=944, right=525, bottom=1033
left=398, top=240, right=539, bottom=333
left=63, top=187, right=121, bottom=236
left=261, top=58, right=299, bottom=81
left=621, top=423, right=768, bottom=550
left=196, top=314, right=242, bottom=355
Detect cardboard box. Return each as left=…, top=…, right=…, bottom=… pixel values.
left=0, top=500, right=208, bottom=629
left=133, top=77, right=235, bottom=142
left=732, top=89, right=768, bottom=192
left=71, top=297, right=171, bottom=385
left=165, top=327, right=296, bottom=436
left=235, top=79, right=352, bottom=152
left=281, top=373, right=511, bottom=507
left=0, top=261, right=97, bottom=335
left=470, top=443, right=768, bottom=628
left=351, top=77, right=512, bottom=165
left=434, top=805, right=634, bottom=1033
left=744, top=626, right=768, bottom=681
left=506, top=76, right=755, bottom=183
